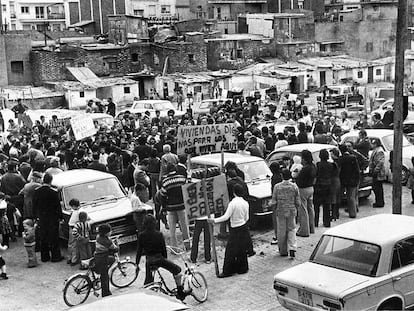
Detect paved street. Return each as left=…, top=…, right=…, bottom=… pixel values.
left=1, top=183, right=413, bottom=311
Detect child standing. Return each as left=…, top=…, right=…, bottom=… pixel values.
left=67, top=199, right=81, bottom=265
left=290, top=155, right=303, bottom=181
left=94, top=224, right=118, bottom=297
left=73, top=211, right=92, bottom=269
left=23, top=219, right=37, bottom=268
left=0, top=243, right=8, bottom=279
left=0, top=198, right=12, bottom=247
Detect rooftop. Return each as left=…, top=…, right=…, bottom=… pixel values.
left=0, top=86, right=63, bottom=100
left=205, top=33, right=271, bottom=42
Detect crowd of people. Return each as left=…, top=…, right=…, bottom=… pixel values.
left=0, top=93, right=398, bottom=299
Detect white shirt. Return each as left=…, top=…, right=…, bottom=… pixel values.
left=214, top=196, right=249, bottom=228
left=69, top=209, right=81, bottom=227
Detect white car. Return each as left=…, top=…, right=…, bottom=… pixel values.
left=370, top=98, right=414, bottom=121
left=117, top=100, right=185, bottom=119
left=190, top=152, right=273, bottom=228
left=341, top=129, right=414, bottom=184
left=274, top=214, right=414, bottom=310
left=53, top=169, right=152, bottom=245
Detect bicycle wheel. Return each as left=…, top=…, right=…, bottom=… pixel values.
left=189, top=271, right=208, bottom=302
left=110, top=261, right=138, bottom=288
left=63, top=275, right=91, bottom=307
left=144, top=283, right=169, bottom=295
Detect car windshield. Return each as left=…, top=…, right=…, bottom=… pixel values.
left=153, top=102, right=174, bottom=111
left=329, top=87, right=341, bottom=94
left=310, top=235, right=381, bottom=277
left=378, top=89, right=394, bottom=99
left=382, top=134, right=411, bottom=150
left=238, top=160, right=272, bottom=183
left=63, top=178, right=125, bottom=208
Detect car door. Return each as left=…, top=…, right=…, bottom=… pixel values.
left=390, top=237, right=414, bottom=307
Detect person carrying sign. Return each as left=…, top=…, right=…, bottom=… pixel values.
left=208, top=184, right=250, bottom=278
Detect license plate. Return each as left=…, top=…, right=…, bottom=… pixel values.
left=298, top=289, right=313, bottom=306
left=118, top=234, right=137, bottom=245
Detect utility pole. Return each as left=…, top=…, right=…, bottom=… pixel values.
left=392, top=0, right=407, bottom=214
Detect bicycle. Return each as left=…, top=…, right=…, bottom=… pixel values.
left=143, top=245, right=208, bottom=303
left=62, top=237, right=138, bottom=307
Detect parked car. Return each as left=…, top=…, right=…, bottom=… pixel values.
left=117, top=100, right=185, bottom=119
left=52, top=169, right=152, bottom=244
left=274, top=214, right=414, bottom=310
left=266, top=143, right=372, bottom=199
left=193, top=99, right=232, bottom=119
left=341, top=129, right=414, bottom=184
left=190, top=153, right=273, bottom=228
left=324, top=85, right=363, bottom=108
left=372, top=88, right=394, bottom=109
left=72, top=290, right=188, bottom=311
left=370, top=98, right=414, bottom=121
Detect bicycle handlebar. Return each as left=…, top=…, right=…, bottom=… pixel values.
left=166, top=245, right=186, bottom=256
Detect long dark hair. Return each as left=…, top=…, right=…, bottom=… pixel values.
left=142, top=214, right=157, bottom=232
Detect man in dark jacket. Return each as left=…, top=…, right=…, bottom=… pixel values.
left=33, top=173, right=63, bottom=262
left=338, top=144, right=360, bottom=218
left=354, top=129, right=371, bottom=158
left=87, top=153, right=107, bottom=172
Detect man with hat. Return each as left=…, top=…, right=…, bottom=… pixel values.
left=19, top=171, right=42, bottom=219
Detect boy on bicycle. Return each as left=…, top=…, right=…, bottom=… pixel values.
left=94, top=223, right=118, bottom=297
left=136, top=214, right=187, bottom=301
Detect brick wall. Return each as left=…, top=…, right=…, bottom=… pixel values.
left=207, top=39, right=276, bottom=70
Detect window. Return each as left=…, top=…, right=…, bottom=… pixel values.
left=392, top=238, right=414, bottom=270
left=154, top=54, right=160, bottom=66
left=21, top=6, right=29, bottom=14
left=366, top=42, right=373, bottom=52
left=124, top=87, right=130, bottom=94
left=161, top=5, right=170, bottom=14
left=148, top=5, right=156, bottom=16
left=108, top=62, right=117, bottom=70
left=35, top=6, right=45, bottom=19
left=376, top=69, right=382, bottom=76
left=224, top=28, right=228, bottom=34
left=134, top=9, right=144, bottom=16
left=11, top=24, right=16, bottom=30
left=357, top=71, right=363, bottom=79
left=188, top=54, right=195, bottom=63
left=2, top=5, right=6, bottom=12
left=22, top=24, right=31, bottom=30
left=194, top=85, right=202, bottom=93
left=217, top=7, right=221, bottom=20
left=339, top=15, right=344, bottom=21
left=79, top=91, right=85, bottom=98
left=52, top=24, right=61, bottom=31
left=131, top=53, right=139, bottom=62
left=236, top=49, right=243, bottom=59
left=11, top=61, right=24, bottom=74
left=77, top=61, right=85, bottom=67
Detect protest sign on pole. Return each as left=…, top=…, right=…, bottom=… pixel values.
left=182, top=174, right=229, bottom=221
left=70, top=115, right=97, bottom=141
left=177, top=124, right=237, bottom=155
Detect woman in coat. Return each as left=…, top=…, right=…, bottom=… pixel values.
left=314, top=149, right=336, bottom=228
left=369, top=138, right=386, bottom=207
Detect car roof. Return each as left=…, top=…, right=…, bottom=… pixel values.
left=134, top=100, right=171, bottom=104
left=342, top=129, right=394, bottom=138
left=324, top=214, right=414, bottom=245
left=51, top=169, right=117, bottom=187
left=269, top=143, right=337, bottom=153
left=191, top=152, right=264, bottom=166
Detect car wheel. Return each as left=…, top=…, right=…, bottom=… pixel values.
left=378, top=299, right=403, bottom=310
left=402, top=167, right=409, bottom=185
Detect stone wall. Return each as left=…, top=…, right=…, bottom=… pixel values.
left=315, top=19, right=398, bottom=60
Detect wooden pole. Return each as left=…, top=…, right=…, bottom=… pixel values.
left=392, top=0, right=407, bottom=214
left=203, top=165, right=219, bottom=277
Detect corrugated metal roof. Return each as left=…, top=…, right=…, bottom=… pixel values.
left=67, top=67, right=100, bottom=84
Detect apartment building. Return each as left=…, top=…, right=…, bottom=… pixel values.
left=0, top=0, right=72, bottom=31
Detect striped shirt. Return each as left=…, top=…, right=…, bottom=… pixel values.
left=73, top=221, right=91, bottom=239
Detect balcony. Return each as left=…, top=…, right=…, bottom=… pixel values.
left=47, top=12, right=65, bottom=19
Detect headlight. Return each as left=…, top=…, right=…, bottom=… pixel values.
left=262, top=198, right=271, bottom=211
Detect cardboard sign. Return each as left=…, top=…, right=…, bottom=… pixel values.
left=177, top=124, right=237, bottom=155
left=20, top=113, right=33, bottom=129
left=49, top=117, right=71, bottom=132
left=70, top=115, right=97, bottom=140
left=182, top=174, right=229, bottom=221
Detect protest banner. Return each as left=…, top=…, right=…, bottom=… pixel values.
left=182, top=174, right=229, bottom=222
left=70, top=115, right=97, bottom=141
left=177, top=123, right=237, bottom=155
left=20, top=113, right=33, bottom=129
left=49, top=117, right=71, bottom=132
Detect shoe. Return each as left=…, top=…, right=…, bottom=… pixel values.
left=238, top=270, right=248, bottom=274
left=217, top=273, right=233, bottom=278
left=51, top=256, right=65, bottom=263
left=280, top=253, right=288, bottom=257
left=289, top=250, right=296, bottom=258
left=190, top=259, right=197, bottom=264
left=271, top=238, right=278, bottom=245
left=0, top=273, right=8, bottom=280
left=41, top=258, right=50, bottom=263
left=247, top=251, right=256, bottom=257
left=205, top=260, right=211, bottom=264
left=373, top=203, right=384, bottom=208
left=176, top=286, right=186, bottom=301
left=296, top=233, right=309, bottom=237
